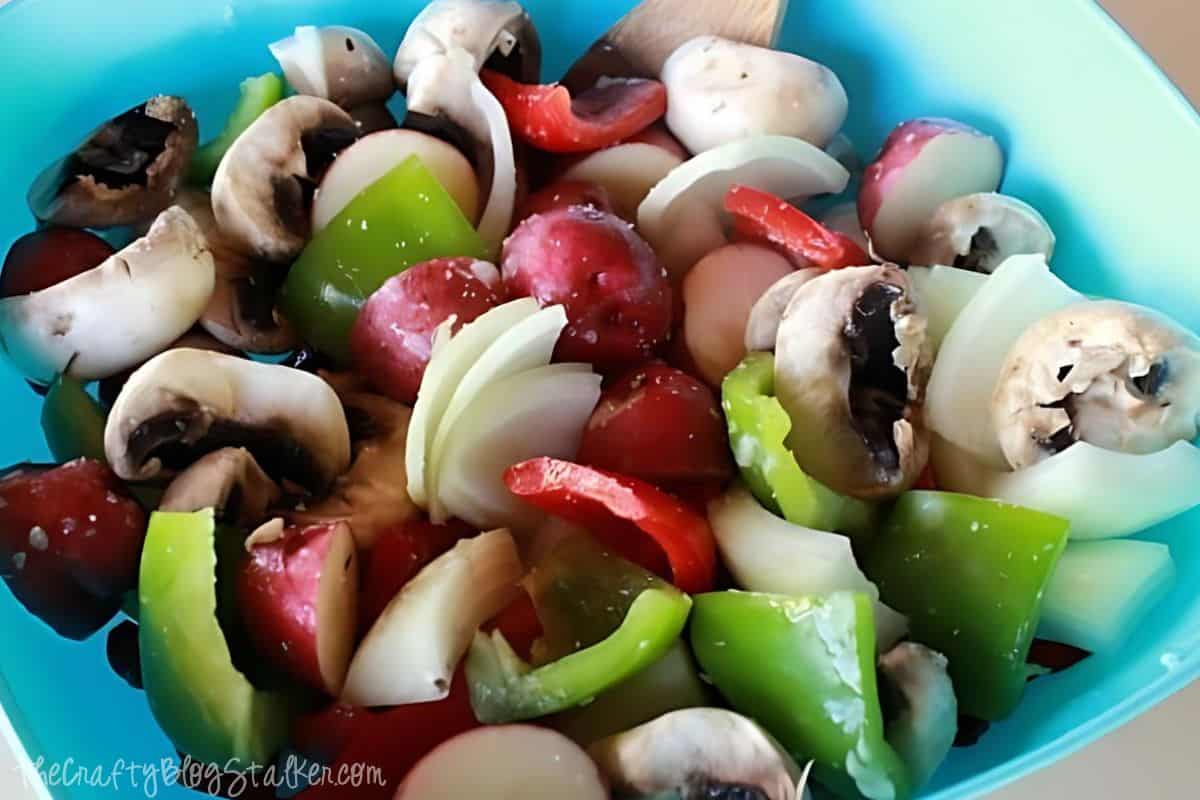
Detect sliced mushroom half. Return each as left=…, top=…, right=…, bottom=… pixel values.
left=992, top=300, right=1200, bottom=469
left=28, top=96, right=198, bottom=228
left=744, top=268, right=821, bottom=353
left=211, top=96, right=359, bottom=263
left=104, top=348, right=351, bottom=492
left=774, top=265, right=932, bottom=498
left=908, top=193, right=1055, bottom=273
left=0, top=206, right=215, bottom=384
left=878, top=642, right=957, bottom=790
left=588, top=708, right=808, bottom=800
left=270, top=26, right=395, bottom=110
left=159, top=447, right=281, bottom=526
left=289, top=389, right=416, bottom=549
left=392, top=0, right=541, bottom=90
left=175, top=189, right=297, bottom=353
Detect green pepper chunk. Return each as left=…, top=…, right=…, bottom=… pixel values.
left=189, top=73, right=285, bottom=186
left=722, top=353, right=875, bottom=541
left=41, top=374, right=106, bottom=463
left=139, top=510, right=291, bottom=768
left=280, top=156, right=489, bottom=363
left=691, top=590, right=909, bottom=800
left=864, top=491, right=1069, bottom=721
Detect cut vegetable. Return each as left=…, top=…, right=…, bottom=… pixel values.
left=434, top=366, right=602, bottom=528
left=878, top=642, right=957, bottom=790
left=1038, top=540, right=1175, bottom=653
left=341, top=529, right=522, bottom=707
left=396, top=725, right=607, bottom=800
left=709, top=486, right=907, bottom=649
left=637, top=135, right=849, bottom=277
left=924, top=254, right=1081, bottom=469
left=906, top=265, right=987, bottom=352
left=561, top=142, right=683, bottom=221
left=41, top=374, right=106, bottom=463
left=188, top=73, right=285, bottom=186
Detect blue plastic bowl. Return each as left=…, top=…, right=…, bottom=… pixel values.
left=0, top=1, right=1197, bottom=797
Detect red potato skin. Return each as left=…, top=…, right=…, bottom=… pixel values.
left=501, top=206, right=672, bottom=370
left=358, top=517, right=476, bottom=634
left=516, top=179, right=615, bottom=222
left=236, top=522, right=357, bottom=695
left=0, top=228, right=114, bottom=298
left=577, top=362, right=733, bottom=484
left=0, top=459, right=145, bottom=640
left=350, top=257, right=506, bottom=405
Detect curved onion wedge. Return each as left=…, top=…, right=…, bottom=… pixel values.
left=436, top=364, right=603, bottom=529
left=709, top=487, right=907, bottom=649
left=406, top=298, right=540, bottom=508
left=397, top=725, right=607, bottom=800
left=637, top=135, right=849, bottom=278
left=427, top=304, right=568, bottom=521
left=931, top=435, right=1200, bottom=540
left=562, top=142, right=683, bottom=221
left=341, top=528, right=521, bottom=707
left=925, top=254, right=1081, bottom=469
left=907, top=265, right=988, bottom=352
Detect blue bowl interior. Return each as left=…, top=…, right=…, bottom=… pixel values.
left=0, top=1, right=1197, bottom=798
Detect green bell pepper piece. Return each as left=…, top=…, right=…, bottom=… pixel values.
left=466, top=587, right=692, bottom=724
left=280, top=155, right=488, bottom=363
left=41, top=374, right=106, bottom=462
left=189, top=73, right=285, bottom=186
left=139, top=510, right=291, bottom=768
left=722, top=353, right=876, bottom=541
left=691, top=590, right=909, bottom=800
left=864, top=491, right=1069, bottom=721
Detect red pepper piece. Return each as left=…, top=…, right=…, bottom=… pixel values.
left=481, top=70, right=667, bottom=154
left=913, top=462, right=939, bottom=491
left=504, top=458, right=717, bottom=594
left=725, top=184, right=870, bottom=270
left=486, top=590, right=543, bottom=662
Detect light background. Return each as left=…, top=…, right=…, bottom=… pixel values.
left=0, top=1, right=1196, bottom=798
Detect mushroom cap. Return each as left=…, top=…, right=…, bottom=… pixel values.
left=744, top=268, right=822, bottom=353
left=289, top=390, right=417, bottom=549
left=211, top=95, right=358, bottom=263
left=270, top=25, right=395, bottom=110
left=588, top=708, right=806, bottom=800
left=28, top=96, right=198, bottom=228
left=992, top=300, right=1200, bottom=469
left=878, top=642, right=957, bottom=789
left=104, top=348, right=351, bottom=491
left=908, top=192, right=1056, bottom=272
left=392, top=0, right=541, bottom=88
left=662, top=36, right=848, bottom=154
left=774, top=265, right=931, bottom=499
left=174, top=189, right=298, bottom=354
left=0, top=206, right=215, bottom=384
left=159, top=447, right=282, bottom=527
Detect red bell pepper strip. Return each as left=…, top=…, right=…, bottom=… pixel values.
left=725, top=184, right=870, bottom=270
left=481, top=70, right=667, bottom=154
left=503, top=457, right=717, bottom=593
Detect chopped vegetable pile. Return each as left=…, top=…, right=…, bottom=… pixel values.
left=2, top=1, right=1196, bottom=798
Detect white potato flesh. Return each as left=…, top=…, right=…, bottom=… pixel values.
left=709, top=487, right=907, bottom=649
left=436, top=364, right=602, bottom=529
left=426, top=304, right=567, bottom=522
left=931, top=435, right=1200, bottom=540
left=907, top=265, right=988, bottom=352
left=563, top=142, right=683, bottom=221
left=341, top=529, right=521, bottom=706
left=924, top=254, right=1082, bottom=469
left=312, top=130, right=480, bottom=230
left=405, top=298, right=540, bottom=508
left=637, top=135, right=849, bottom=278
left=396, top=724, right=607, bottom=800
left=1039, top=539, right=1175, bottom=653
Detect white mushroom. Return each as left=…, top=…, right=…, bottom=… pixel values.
left=270, top=26, right=395, bottom=110
left=0, top=206, right=215, bottom=384
left=104, top=348, right=351, bottom=491
left=992, top=300, right=1200, bottom=469
left=743, top=268, right=822, bottom=353
left=774, top=265, right=932, bottom=498
left=588, top=708, right=809, bottom=800
left=661, top=36, right=848, bottom=154
left=211, top=96, right=358, bottom=263
left=908, top=192, right=1055, bottom=272
left=392, top=0, right=541, bottom=89
left=878, top=642, right=957, bottom=790
left=159, top=447, right=282, bottom=526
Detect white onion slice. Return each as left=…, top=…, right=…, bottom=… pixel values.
left=907, top=265, right=987, bottom=352
left=470, top=77, right=517, bottom=249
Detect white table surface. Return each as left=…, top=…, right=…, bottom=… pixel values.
left=0, top=1, right=1197, bottom=798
